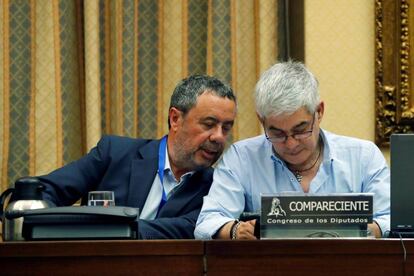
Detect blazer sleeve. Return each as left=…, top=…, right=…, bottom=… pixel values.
left=38, top=136, right=113, bottom=206
left=138, top=208, right=201, bottom=239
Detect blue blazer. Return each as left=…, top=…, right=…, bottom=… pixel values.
left=38, top=135, right=213, bottom=239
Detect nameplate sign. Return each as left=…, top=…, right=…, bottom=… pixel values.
left=260, top=193, right=373, bottom=238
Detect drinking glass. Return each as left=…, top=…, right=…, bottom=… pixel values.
left=87, top=191, right=115, bottom=207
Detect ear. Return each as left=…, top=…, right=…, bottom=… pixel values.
left=169, top=107, right=182, bottom=131
left=317, top=101, right=325, bottom=121
left=256, top=112, right=265, bottom=126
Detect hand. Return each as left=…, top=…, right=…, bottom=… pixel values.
left=368, top=222, right=381, bottom=238
left=215, top=219, right=257, bottom=240
left=234, top=219, right=257, bottom=240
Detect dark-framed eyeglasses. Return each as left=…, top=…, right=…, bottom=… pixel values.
left=265, top=113, right=316, bottom=143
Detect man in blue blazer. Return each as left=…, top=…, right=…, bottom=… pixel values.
left=38, top=75, right=237, bottom=239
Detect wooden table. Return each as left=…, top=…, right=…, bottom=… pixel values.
left=205, top=239, right=414, bottom=276
left=1, top=239, right=413, bottom=275
left=0, top=240, right=204, bottom=275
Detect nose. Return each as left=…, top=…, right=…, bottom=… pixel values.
left=210, top=125, right=226, bottom=144
left=283, top=135, right=299, bottom=149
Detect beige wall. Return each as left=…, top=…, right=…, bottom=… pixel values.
left=304, top=0, right=390, bottom=163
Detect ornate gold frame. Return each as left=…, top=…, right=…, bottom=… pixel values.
left=375, top=0, right=414, bottom=146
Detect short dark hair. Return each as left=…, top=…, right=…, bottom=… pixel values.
left=168, top=75, right=236, bottom=128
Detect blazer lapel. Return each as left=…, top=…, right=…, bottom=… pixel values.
left=127, top=139, right=160, bottom=210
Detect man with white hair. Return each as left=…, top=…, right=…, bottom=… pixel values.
left=194, top=61, right=390, bottom=239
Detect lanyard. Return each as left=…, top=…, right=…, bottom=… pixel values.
left=156, top=135, right=168, bottom=217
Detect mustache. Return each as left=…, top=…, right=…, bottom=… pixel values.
left=200, top=141, right=224, bottom=153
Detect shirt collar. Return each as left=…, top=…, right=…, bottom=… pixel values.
left=164, top=143, right=172, bottom=172
left=318, top=129, right=335, bottom=164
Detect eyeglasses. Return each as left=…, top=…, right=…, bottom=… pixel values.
left=265, top=113, right=316, bottom=143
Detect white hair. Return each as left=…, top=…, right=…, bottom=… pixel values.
left=255, top=61, right=320, bottom=118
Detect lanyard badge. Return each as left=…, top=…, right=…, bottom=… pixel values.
left=156, top=136, right=168, bottom=217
